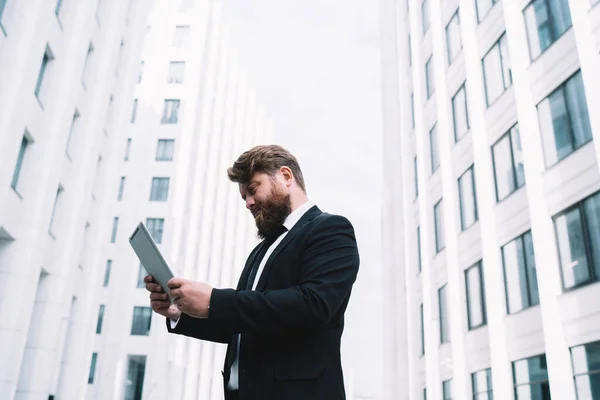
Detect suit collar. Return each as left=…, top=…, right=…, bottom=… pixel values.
left=282, top=200, right=315, bottom=232
left=254, top=205, right=322, bottom=291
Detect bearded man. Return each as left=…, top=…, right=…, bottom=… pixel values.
left=145, top=145, right=360, bottom=400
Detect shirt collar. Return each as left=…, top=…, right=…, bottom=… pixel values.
left=283, top=200, right=315, bottom=231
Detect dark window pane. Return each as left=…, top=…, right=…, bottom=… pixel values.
left=502, top=236, right=530, bottom=313
left=466, top=263, right=486, bottom=329
left=459, top=166, right=478, bottom=230
left=125, top=355, right=146, bottom=400
left=434, top=200, right=445, bottom=253
left=439, top=285, right=450, bottom=343
left=510, top=126, right=526, bottom=190
left=574, top=373, right=600, bottom=399
left=583, top=193, right=600, bottom=280
left=523, top=232, right=540, bottom=306
left=493, top=133, right=516, bottom=200
left=131, top=307, right=152, bottom=336
left=555, top=208, right=591, bottom=288
left=572, top=342, right=600, bottom=375
left=565, top=72, right=593, bottom=149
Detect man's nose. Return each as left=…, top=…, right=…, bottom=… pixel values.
left=246, top=197, right=255, bottom=210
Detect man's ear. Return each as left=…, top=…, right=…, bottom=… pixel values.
left=279, top=166, right=294, bottom=186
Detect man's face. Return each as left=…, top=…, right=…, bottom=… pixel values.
left=239, top=172, right=292, bottom=240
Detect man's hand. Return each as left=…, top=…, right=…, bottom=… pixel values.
left=168, top=277, right=213, bottom=318
left=144, top=275, right=181, bottom=320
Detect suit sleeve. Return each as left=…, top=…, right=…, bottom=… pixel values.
left=165, top=313, right=230, bottom=343
left=208, top=215, right=360, bottom=334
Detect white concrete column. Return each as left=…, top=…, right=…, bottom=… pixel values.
left=502, top=1, right=577, bottom=398
left=459, top=1, right=513, bottom=398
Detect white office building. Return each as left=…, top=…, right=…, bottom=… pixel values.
left=381, top=0, right=600, bottom=399
left=88, top=1, right=273, bottom=399
left=0, top=0, right=271, bottom=399
left=0, top=0, right=151, bottom=398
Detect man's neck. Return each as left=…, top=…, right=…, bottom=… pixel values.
left=290, top=194, right=310, bottom=213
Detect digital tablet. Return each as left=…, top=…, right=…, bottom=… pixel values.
left=129, top=221, right=175, bottom=301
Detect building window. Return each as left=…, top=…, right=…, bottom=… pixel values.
left=417, top=226, right=422, bottom=273
left=150, top=177, right=170, bottom=201
left=571, top=341, right=600, bottom=399
left=131, top=99, right=138, bottom=124
left=425, top=56, right=435, bottom=99
left=173, top=25, right=190, bottom=48
left=482, top=33, right=512, bottom=106
left=422, top=0, right=430, bottom=34
left=423, top=387, right=427, bottom=400
left=452, top=83, right=469, bottom=142
left=118, top=177, right=126, bottom=201
left=137, top=264, right=146, bottom=288
left=458, top=166, right=478, bottom=231
left=35, top=45, right=54, bottom=101
left=146, top=218, right=164, bottom=244
left=156, top=139, right=175, bottom=161
left=472, top=368, right=493, bottom=399
left=439, top=284, right=450, bottom=343
left=167, top=61, right=185, bottom=84
left=502, top=230, right=539, bottom=314
left=65, top=110, right=80, bottom=159
left=49, top=184, right=64, bottom=237
left=524, top=0, right=572, bottom=60
left=476, top=0, right=497, bottom=23
left=103, top=260, right=112, bottom=287
left=11, top=133, right=32, bottom=193
left=434, top=199, right=445, bottom=253
left=420, top=303, right=425, bottom=356
left=538, top=71, right=592, bottom=167
left=446, top=10, right=462, bottom=64
left=110, top=217, right=119, bottom=243
left=137, top=61, right=144, bottom=84
left=430, top=124, right=439, bottom=173
left=442, top=379, right=452, bottom=400
left=492, top=124, right=525, bottom=201
left=125, top=138, right=132, bottom=161
left=161, top=99, right=180, bottom=124
left=513, top=354, right=550, bottom=399
left=131, top=306, right=152, bottom=336
left=465, top=261, right=486, bottom=329
left=96, top=304, right=105, bottom=334
left=88, top=353, right=98, bottom=384
left=554, top=191, right=600, bottom=289
left=414, top=156, right=419, bottom=199
left=125, top=355, right=147, bottom=400
left=81, top=42, right=94, bottom=87
left=410, top=92, right=415, bottom=129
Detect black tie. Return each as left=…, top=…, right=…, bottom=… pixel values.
left=245, top=225, right=287, bottom=290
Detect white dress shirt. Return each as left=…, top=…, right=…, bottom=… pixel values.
left=170, top=200, right=315, bottom=391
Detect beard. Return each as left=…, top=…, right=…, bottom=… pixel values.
left=253, top=184, right=292, bottom=240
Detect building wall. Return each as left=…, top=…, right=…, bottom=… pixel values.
left=0, top=0, right=151, bottom=399
left=382, top=0, right=600, bottom=399
left=88, top=1, right=273, bottom=399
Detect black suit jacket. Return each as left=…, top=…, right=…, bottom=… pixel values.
left=166, top=206, right=360, bottom=400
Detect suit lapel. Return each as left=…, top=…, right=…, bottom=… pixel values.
left=255, top=206, right=322, bottom=292
left=236, top=242, right=266, bottom=290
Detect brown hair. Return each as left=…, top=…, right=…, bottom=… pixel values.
left=227, top=145, right=306, bottom=191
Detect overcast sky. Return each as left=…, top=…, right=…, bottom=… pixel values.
left=221, top=1, right=384, bottom=397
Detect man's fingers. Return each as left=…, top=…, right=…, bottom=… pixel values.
left=144, top=275, right=154, bottom=284
left=150, top=292, right=169, bottom=301
left=167, top=277, right=185, bottom=290
left=145, top=282, right=164, bottom=293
